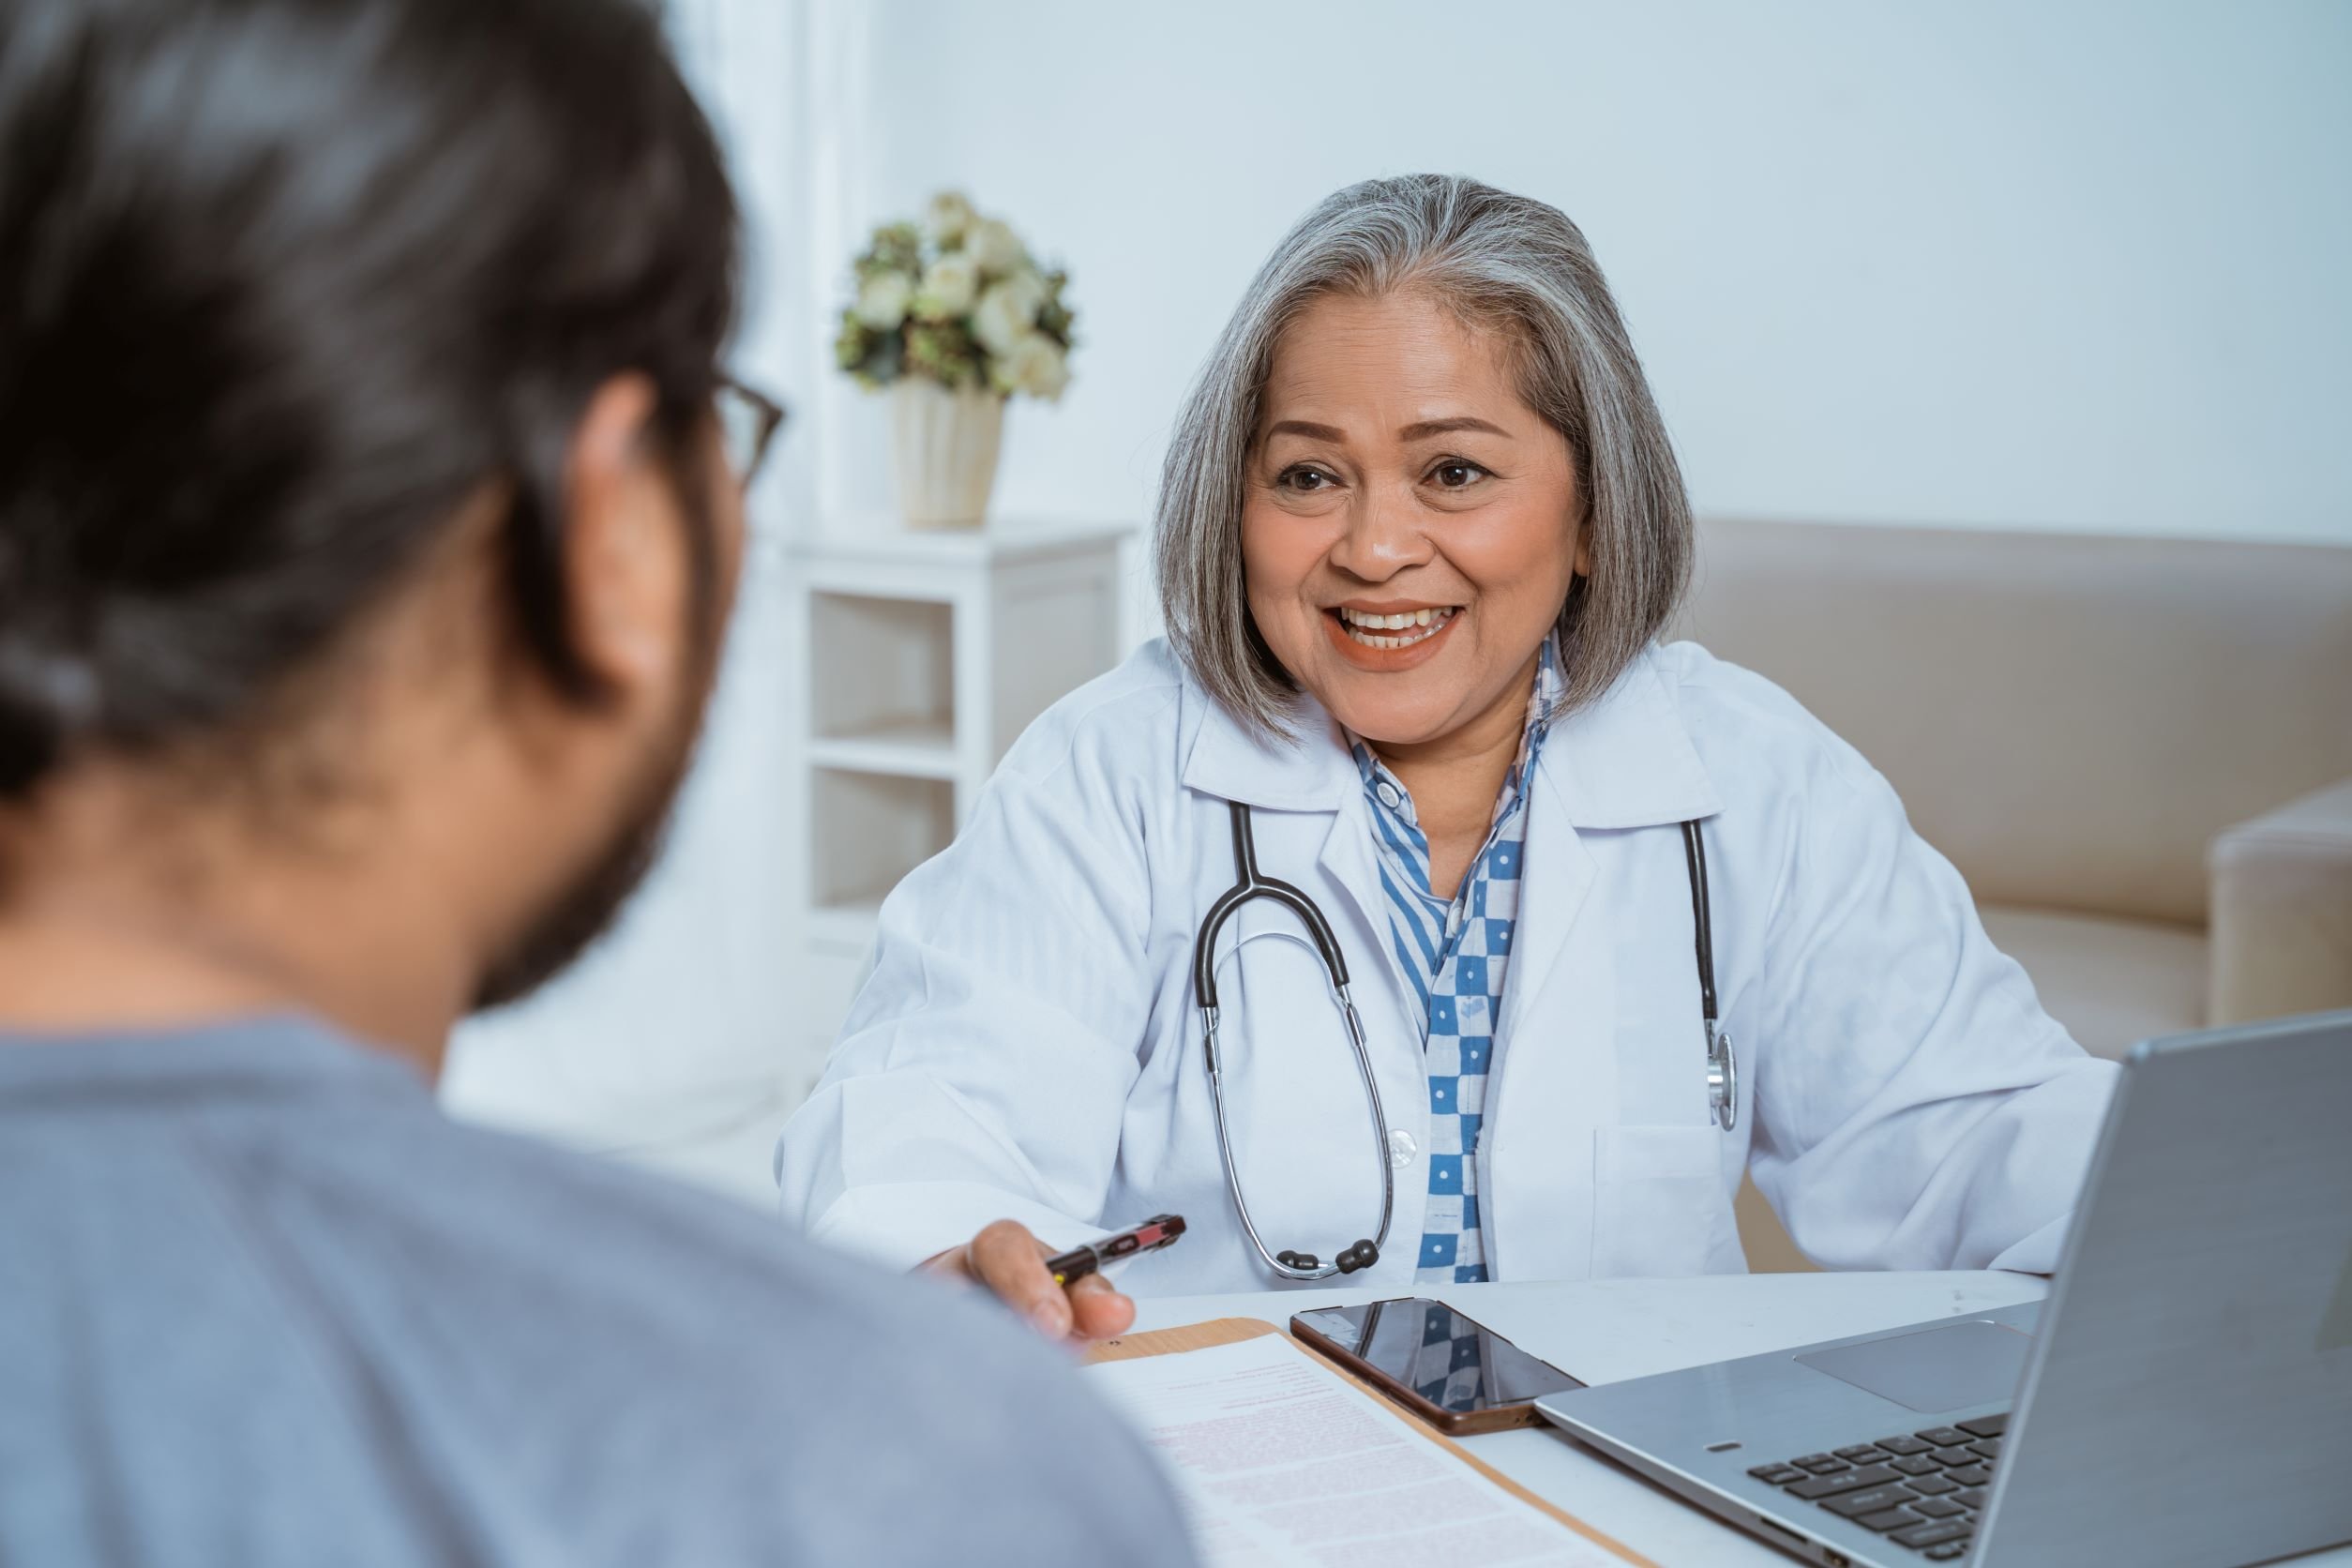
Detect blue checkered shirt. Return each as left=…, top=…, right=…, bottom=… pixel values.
left=1350, top=637, right=1561, bottom=1290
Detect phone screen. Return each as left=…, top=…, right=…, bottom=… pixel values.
left=1293, top=1298, right=1586, bottom=1414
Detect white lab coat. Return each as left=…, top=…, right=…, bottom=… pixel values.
left=776, top=639, right=2117, bottom=1294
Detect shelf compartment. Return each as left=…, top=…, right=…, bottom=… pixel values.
left=809, top=592, right=955, bottom=752
left=807, top=716, right=957, bottom=780
left=807, top=767, right=956, bottom=932
left=807, top=899, right=888, bottom=952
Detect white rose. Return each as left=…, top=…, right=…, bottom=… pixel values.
left=927, top=190, right=977, bottom=244
left=912, top=254, right=979, bottom=320
left=966, top=217, right=1025, bottom=276
left=992, top=330, right=1070, bottom=400
left=853, top=271, right=912, bottom=329
left=970, top=271, right=1046, bottom=354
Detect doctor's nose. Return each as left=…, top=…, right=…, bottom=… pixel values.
left=1326, top=486, right=1435, bottom=583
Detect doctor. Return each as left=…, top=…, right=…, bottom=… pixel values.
left=776, top=173, right=2116, bottom=1341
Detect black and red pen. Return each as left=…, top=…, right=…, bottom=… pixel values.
left=1045, top=1214, right=1187, bottom=1287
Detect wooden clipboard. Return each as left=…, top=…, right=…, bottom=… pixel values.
left=1086, top=1317, right=1658, bottom=1567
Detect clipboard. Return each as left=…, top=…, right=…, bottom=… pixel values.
left=1086, top=1317, right=1657, bottom=1567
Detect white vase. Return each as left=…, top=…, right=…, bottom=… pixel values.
left=891, top=381, right=1004, bottom=530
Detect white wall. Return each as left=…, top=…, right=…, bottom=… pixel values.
left=819, top=0, right=2351, bottom=555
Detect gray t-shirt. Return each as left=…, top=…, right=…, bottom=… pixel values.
left=0, top=1018, right=1195, bottom=1566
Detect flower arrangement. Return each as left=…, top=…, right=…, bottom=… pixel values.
left=834, top=191, right=1075, bottom=401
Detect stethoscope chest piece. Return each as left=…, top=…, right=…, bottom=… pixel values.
left=1708, top=1023, right=1737, bottom=1132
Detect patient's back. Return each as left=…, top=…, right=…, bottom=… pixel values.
left=0, top=1018, right=1192, bottom=1567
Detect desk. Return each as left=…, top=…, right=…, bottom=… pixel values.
left=1132, top=1273, right=2352, bottom=1565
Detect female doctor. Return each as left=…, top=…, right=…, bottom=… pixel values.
left=776, top=174, right=2117, bottom=1342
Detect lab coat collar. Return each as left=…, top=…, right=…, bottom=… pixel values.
left=1180, top=687, right=1360, bottom=812
left=1180, top=644, right=1722, bottom=826
left=1537, top=647, right=1724, bottom=828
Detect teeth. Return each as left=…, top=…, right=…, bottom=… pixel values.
left=1339, top=607, right=1454, bottom=628
left=1336, top=606, right=1457, bottom=649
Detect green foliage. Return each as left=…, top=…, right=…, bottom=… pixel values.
left=859, top=222, right=923, bottom=280
left=905, top=320, right=983, bottom=391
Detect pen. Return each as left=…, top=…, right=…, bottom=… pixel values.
left=1045, top=1214, right=1186, bottom=1287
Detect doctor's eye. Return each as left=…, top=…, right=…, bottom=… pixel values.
left=1274, top=464, right=1341, bottom=493
left=1427, top=459, right=1492, bottom=490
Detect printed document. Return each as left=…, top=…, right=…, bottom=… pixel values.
left=1084, top=1333, right=1633, bottom=1567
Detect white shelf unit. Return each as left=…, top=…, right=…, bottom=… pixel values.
left=783, top=517, right=1135, bottom=1085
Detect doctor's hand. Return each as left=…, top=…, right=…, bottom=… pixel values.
left=923, top=1219, right=1137, bottom=1344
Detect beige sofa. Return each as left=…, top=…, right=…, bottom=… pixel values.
left=1672, top=518, right=2352, bottom=1271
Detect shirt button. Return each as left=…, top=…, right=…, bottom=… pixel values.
left=1388, top=1129, right=1417, bottom=1168
left=1375, top=781, right=1402, bottom=810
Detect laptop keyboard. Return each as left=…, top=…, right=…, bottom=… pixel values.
left=1744, top=1410, right=2008, bottom=1559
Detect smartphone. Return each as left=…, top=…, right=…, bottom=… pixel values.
left=1290, top=1297, right=1586, bottom=1435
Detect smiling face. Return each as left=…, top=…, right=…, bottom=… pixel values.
left=1240, top=287, right=1587, bottom=752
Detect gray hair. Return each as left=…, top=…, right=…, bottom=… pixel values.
left=1154, top=173, right=1692, bottom=735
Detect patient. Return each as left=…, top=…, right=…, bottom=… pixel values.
left=0, top=1, right=1186, bottom=1562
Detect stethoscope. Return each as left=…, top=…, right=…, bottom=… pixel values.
left=1195, top=800, right=1736, bottom=1282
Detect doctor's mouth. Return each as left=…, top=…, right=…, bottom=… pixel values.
left=1325, top=601, right=1463, bottom=668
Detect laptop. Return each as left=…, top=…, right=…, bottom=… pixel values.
left=1535, top=1010, right=2352, bottom=1568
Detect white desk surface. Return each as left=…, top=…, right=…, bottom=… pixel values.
left=1130, top=1273, right=2352, bottom=1566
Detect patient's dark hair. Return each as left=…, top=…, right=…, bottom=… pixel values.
left=0, top=0, right=739, bottom=801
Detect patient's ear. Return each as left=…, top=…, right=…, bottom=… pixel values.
left=560, top=373, right=687, bottom=701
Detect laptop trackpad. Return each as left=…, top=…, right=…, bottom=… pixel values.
left=1796, top=1319, right=2033, bottom=1414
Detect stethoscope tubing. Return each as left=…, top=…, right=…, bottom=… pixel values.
left=1681, top=820, right=1739, bottom=1133
left=1196, top=799, right=1736, bottom=1284
left=1202, top=987, right=1395, bottom=1282
left=1199, top=803, right=1395, bottom=1281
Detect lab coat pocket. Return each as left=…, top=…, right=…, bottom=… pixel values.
left=1591, top=1124, right=1732, bottom=1278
